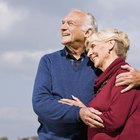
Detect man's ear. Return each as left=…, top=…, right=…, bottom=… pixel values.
left=84, top=28, right=93, bottom=38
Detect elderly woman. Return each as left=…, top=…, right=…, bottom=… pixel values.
left=60, top=29, right=140, bottom=140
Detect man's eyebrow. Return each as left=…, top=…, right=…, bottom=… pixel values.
left=61, top=20, right=65, bottom=24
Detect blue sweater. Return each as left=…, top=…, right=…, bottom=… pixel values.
left=32, top=48, right=98, bottom=140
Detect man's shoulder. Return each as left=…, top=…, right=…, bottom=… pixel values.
left=40, top=49, right=64, bottom=62
left=45, top=49, right=64, bottom=57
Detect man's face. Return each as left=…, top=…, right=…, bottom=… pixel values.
left=60, top=11, right=86, bottom=47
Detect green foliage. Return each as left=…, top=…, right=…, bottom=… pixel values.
left=0, top=137, right=8, bottom=140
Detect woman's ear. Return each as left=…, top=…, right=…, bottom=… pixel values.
left=108, top=40, right=116, bottom=51
left=84, top=28, right=93, bottom=38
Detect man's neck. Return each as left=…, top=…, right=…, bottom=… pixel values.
left=66, top=46, right=85, bottom=60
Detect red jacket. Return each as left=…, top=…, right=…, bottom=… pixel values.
left=88, top=58, right=140, bottom=140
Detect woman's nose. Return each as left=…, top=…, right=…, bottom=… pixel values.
left=87, top=49, right=93, bottom=57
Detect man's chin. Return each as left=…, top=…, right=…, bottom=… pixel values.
left=61, top=41, right=71, bottom=46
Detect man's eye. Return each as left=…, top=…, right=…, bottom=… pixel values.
left=68, top=21, right=74, bottom=25
left=61, top=21, right=65, bottom=25
left=69, top=22, right=73, bottom=25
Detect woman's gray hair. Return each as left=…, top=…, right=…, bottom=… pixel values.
left=85, top=28, right=130, bottom=59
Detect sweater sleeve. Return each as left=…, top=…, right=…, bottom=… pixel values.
left=99, top=86, right=137, bottom=132
left=32, top=55, right=80, bottom=123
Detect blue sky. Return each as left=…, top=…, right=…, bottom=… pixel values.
left=0, top=0, right=140, bottom=139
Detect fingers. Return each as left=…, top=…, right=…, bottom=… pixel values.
left=116, top=72, right=130, bottom=82
left=71, top=95, right=86, bottom=107
left=121, top=84, right=133, bottom=93
left=115, top=76, right=134, bottom=93
left=59, top=99, right=74, bottom=106
left=87, top=117, right=104, bottom=128
left=59, top=98, right=86, bottom=108
left=88, top=108, right=103, bottom=127
left=116, top=65, right=140, bottom=88
left=115, top=65, right=138, bottom=93
left=120, top=64, right=133, bottom=71
left=89, top=107, right=102, bottom=115
left=116, top=72, right=129, bottom=79
left=59, top=99, right=72, bottom=103
left=59, top=95, right=81, bottom=104
left=116, top=79, right=130, bottom=87
left=116, top=65, right=133, bottom=84
left=71, top=95, right=80, bottom=101
left=115, top=72, right=132, bottom=86
left=80, top=107, right=104, bottom=128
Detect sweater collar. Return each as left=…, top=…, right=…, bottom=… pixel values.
left=94, top=58, right=127, bottom=93
left=61, top=47, right=86, bottom=60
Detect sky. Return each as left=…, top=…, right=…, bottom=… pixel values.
left=0, top=0, right=140, bottom=139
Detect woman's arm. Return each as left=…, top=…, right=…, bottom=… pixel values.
left=99, top=86, right=137, bottom=132
left=59, top=96, right=104, bottom=128
left=59, top=95, right=86, bottom=107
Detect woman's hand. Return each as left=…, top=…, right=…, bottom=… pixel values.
left=80, top=107, right=104, bottom=128
left=59, top=96, right=104, bottom=128
left=59, top=95, right=86, bottom=108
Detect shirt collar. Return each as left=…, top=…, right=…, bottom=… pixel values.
left=61, top=47, right=86, bottom=60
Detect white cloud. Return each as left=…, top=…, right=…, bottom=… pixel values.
left=0, top=50, right=45, bottom=76
left=0, top=50, right=44, bottom=64
left=0, top=106, right=38, bottom=140
left=0, top=49, right=57, bottom=65
left=0, top=106, right=34, bottom=121
left=0, top=49, right=58, bottom=76
left=0, top=0, right=28, bottom=33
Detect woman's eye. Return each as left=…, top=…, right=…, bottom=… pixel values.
left=91, top=44, right=95, bottom=49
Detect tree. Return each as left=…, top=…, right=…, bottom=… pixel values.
left=0, top=137, right=8, bottom=140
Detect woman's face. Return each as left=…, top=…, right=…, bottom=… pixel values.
left=86, top=41, right=110, bottom=71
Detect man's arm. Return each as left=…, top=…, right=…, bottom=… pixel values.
left=32, top=56, right=80, bottom=123
left=115, top=65, right=140, bottom=93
